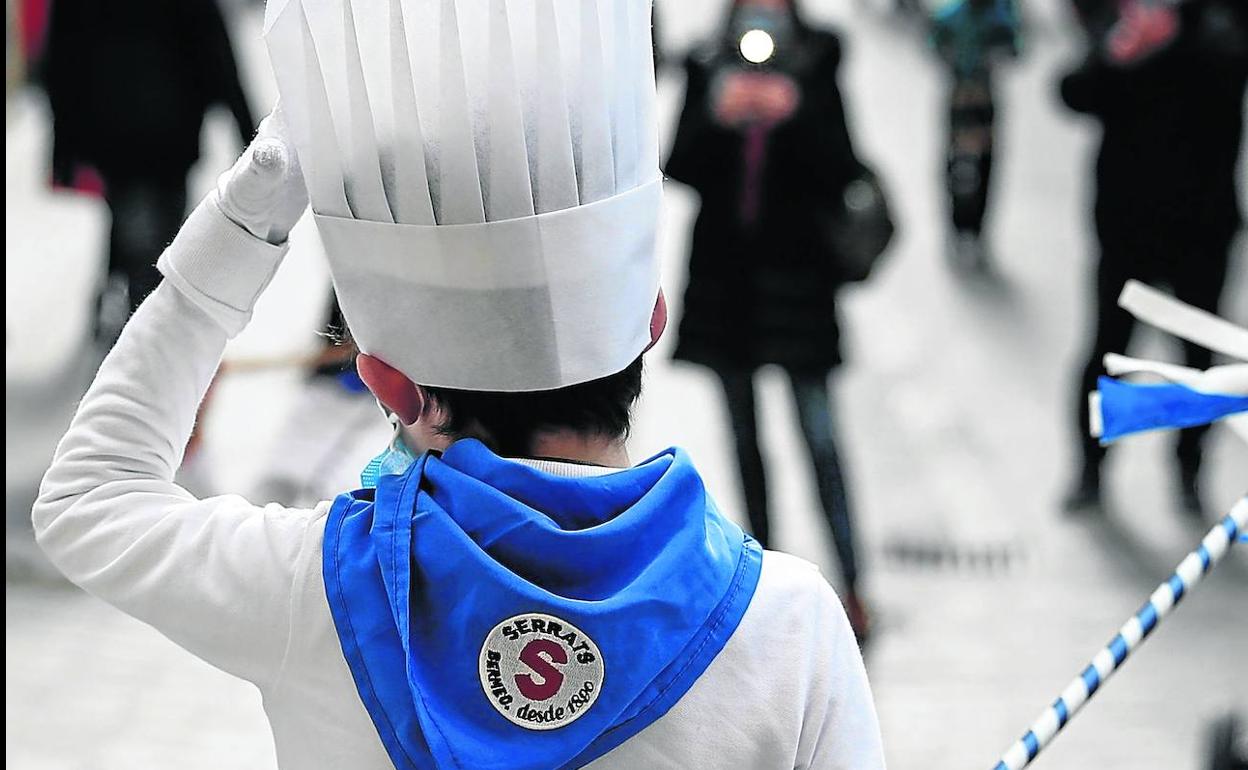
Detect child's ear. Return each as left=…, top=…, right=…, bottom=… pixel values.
left=645, top=290, right=668, bottom=353
left=356, top=354, right=428, bottom=425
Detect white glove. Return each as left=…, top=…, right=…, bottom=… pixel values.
left=216, top=106, right=309, bottom=245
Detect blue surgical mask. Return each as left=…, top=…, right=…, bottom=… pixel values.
left=360, top=411, right=421, bottom=488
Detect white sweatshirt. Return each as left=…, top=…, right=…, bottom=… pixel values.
left=33, top=196, right=886, bottom=770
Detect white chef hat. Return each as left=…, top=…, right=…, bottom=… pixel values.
left=263, top=0, right=662, bottom=391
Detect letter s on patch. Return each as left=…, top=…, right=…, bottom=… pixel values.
left=514, top=639, right=568, bottom=701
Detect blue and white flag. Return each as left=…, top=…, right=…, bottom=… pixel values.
left=1092, top=375, right=1248, bottom=444
left=1091, top=281, right=1248, bottom=445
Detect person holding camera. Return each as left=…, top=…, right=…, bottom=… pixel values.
left=666, top=0, right=874, bottom=642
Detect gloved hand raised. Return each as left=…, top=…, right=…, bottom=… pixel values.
left=156, top=106, right=310, bottom=337
left=216, top=106, right=308, bottom=245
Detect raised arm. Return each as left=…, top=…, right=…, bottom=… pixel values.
left=32, top=117, right=317, bottom=689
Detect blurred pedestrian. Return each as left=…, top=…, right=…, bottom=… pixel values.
left=665, top=0, right=874, bottom=640
left=179, top=294, right=368, bottom=500
left=1060, top=0, right=1247, bottom=513
left=929, top=0, right=1021, bottom=272
left=247, top=295, right=378, bottom=508
left=42, top=0, right=254, bottom=344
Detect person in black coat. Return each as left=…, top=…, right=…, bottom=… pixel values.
left=665, top=0, right=871, bottom=639
left=42, top=0, right=255, bottom=342
left=1060, top=0, right=1247, bottom=513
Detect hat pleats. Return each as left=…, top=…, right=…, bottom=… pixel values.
left=341, top=0, right=396, bottom=223
left=483, top=0, right=536, bottom=222
left=532, top=0, right=579, bottom=215
left=607, top=0, right=639, bottom=192
left=267, top=1, right=351, bottom=217
left=575, top=0, right=616, bottom=205
left=384, top=0, right=436, bottom=225
left=435, top=0, right=486, bottom=225
left=631, top=0, right=660, bottom=183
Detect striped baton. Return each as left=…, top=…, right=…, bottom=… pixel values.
left=992, top=496, right=1248, bottom=770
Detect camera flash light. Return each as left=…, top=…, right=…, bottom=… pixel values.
left=739, top=29, right=775, bottom=65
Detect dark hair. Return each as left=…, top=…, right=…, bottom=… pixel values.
left=422, top=357, right=645, bottom=457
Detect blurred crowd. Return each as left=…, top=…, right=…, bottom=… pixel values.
left=659, top=0, right=1245, bottom=647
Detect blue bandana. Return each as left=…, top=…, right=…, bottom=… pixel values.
left=323, top=439, right=762, bottom=770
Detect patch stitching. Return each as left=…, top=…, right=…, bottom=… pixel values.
left=479, top=613, right=605, bottom=731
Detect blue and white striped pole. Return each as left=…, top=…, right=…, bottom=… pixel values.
left=992, top=496, right=1248, bottom=770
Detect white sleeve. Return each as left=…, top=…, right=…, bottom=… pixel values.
left=799, top=582, right=888, bottom=770
left=32, top=194, right=329, bottom=690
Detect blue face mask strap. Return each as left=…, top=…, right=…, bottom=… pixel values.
left=361, top=408, right=420, bottom=488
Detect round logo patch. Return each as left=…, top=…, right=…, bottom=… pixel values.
left=478, top=613, right=604, bottom=731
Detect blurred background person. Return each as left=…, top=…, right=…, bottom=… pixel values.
left=929, top=0, right=1021, bottom=273
left=245, top=295, right=381, bottom=508
left=7, top=0, right=48, bottom=99
left=6, top=0, right=23, bottom=100
left=665, top=0, right=874, bottom=641
left=1060, top=0, right=1247, bottom=514
left=41, top=0, right=254, bottom=345
left=181, top=293, right=381, bottom=503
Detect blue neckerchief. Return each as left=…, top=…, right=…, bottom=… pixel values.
left=1096, top=375, right=1248, bottom=445
left=323, top=439, right=763, bottom=770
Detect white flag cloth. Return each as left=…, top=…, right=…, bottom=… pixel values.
left=263, top=0, right=662, bottom=391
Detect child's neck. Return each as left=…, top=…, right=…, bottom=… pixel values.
left=527, top=430, right=631, bottom=469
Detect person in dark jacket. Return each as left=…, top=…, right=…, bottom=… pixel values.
left=665, top=0, right=871, bottom=640
left=1060, top=0, right=1247, bottom=513
left=42, top=0, right=255, bottom=343
left=930, top=0, right=1021, bottom=271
